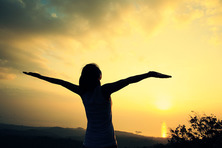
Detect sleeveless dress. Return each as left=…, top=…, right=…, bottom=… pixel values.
left=81, top=86, right=117, bottom=148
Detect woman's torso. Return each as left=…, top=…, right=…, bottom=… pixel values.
left=81, top=86, right=117, bottom=148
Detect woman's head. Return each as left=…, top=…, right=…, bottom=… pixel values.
left=79, top=63, right=102, bottom=92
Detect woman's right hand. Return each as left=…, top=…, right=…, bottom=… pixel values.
left=148, top=71, right=172, bottom=78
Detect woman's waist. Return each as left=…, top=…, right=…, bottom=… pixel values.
left=86, top=121, right=114, bottom=133
left=84, top=128, right=117, bottom=148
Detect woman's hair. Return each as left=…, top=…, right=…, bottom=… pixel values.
left=79, top=63, right=102, bottom=93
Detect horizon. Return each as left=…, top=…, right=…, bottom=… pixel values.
left=1, top=0, right=222, bottom=138
left=0, top=122, right=167, bottom=139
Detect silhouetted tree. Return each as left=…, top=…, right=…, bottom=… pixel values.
left=168, top=112, right=222, bottom=148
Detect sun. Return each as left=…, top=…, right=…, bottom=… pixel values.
left=155, top=98, right=171, bottom=111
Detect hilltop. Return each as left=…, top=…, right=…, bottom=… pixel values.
left=0, top=123, right=167, bottom=148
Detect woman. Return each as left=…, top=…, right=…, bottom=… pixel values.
left=23, top=63, right=171, bottom=148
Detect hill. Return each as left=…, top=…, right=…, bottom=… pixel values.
left=0, top=123, right=167, bottom=148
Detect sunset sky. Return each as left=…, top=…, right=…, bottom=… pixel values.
left=1, top=0, right=222, bottom=137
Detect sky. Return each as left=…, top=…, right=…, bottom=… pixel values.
left=1, top=0, right=222, bottom=137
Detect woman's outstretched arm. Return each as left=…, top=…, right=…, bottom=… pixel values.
left=102, top=71, right=171, bottom=97
left=23, top=72, right=80, bottom=95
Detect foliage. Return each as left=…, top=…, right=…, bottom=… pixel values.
left=168, top=112, right=222, bottom=148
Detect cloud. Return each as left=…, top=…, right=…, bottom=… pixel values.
left=1, top=0, right=221, bottom=40
left=0, top=0, right=182, bottom=38
left=0, top=0, right=184, bottom=76
left=172, top=0, right=222, bottom=44
left=207, top=13, right=222, bottom=26
left=0, top=43, right=48, bottom=74
left=1, top=0, right=221, bottom=78
left=0, top=0, right=64, bottom=35
left=0, top=67, right=16, bottom=80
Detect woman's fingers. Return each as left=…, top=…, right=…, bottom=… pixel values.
left=148, top=71, right=172, bottom=78
left=23, top=71, right=29, bottom=75
left=158, top=74, right=172, bottom=78
left=23, top=72, right=40, bottom=77
left=156, top=73, right=171, bottom=78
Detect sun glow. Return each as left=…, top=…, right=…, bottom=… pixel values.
left=156, top=98, right=172, bottom=111
left=161, top=122, right=167, bottom=138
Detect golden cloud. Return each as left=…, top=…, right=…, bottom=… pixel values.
left=0, top=67, right=16, bottom=80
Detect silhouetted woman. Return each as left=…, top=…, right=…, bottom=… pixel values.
left=23, top=63, right=171, bottom=148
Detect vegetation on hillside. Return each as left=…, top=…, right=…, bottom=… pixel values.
left=167, top=112, right=222, bottom=148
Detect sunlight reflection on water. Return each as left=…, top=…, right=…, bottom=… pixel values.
left=161, top=122, right=167, bottom=138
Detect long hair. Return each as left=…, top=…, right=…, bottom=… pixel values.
left=79, top=63, right=102, bottom=93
